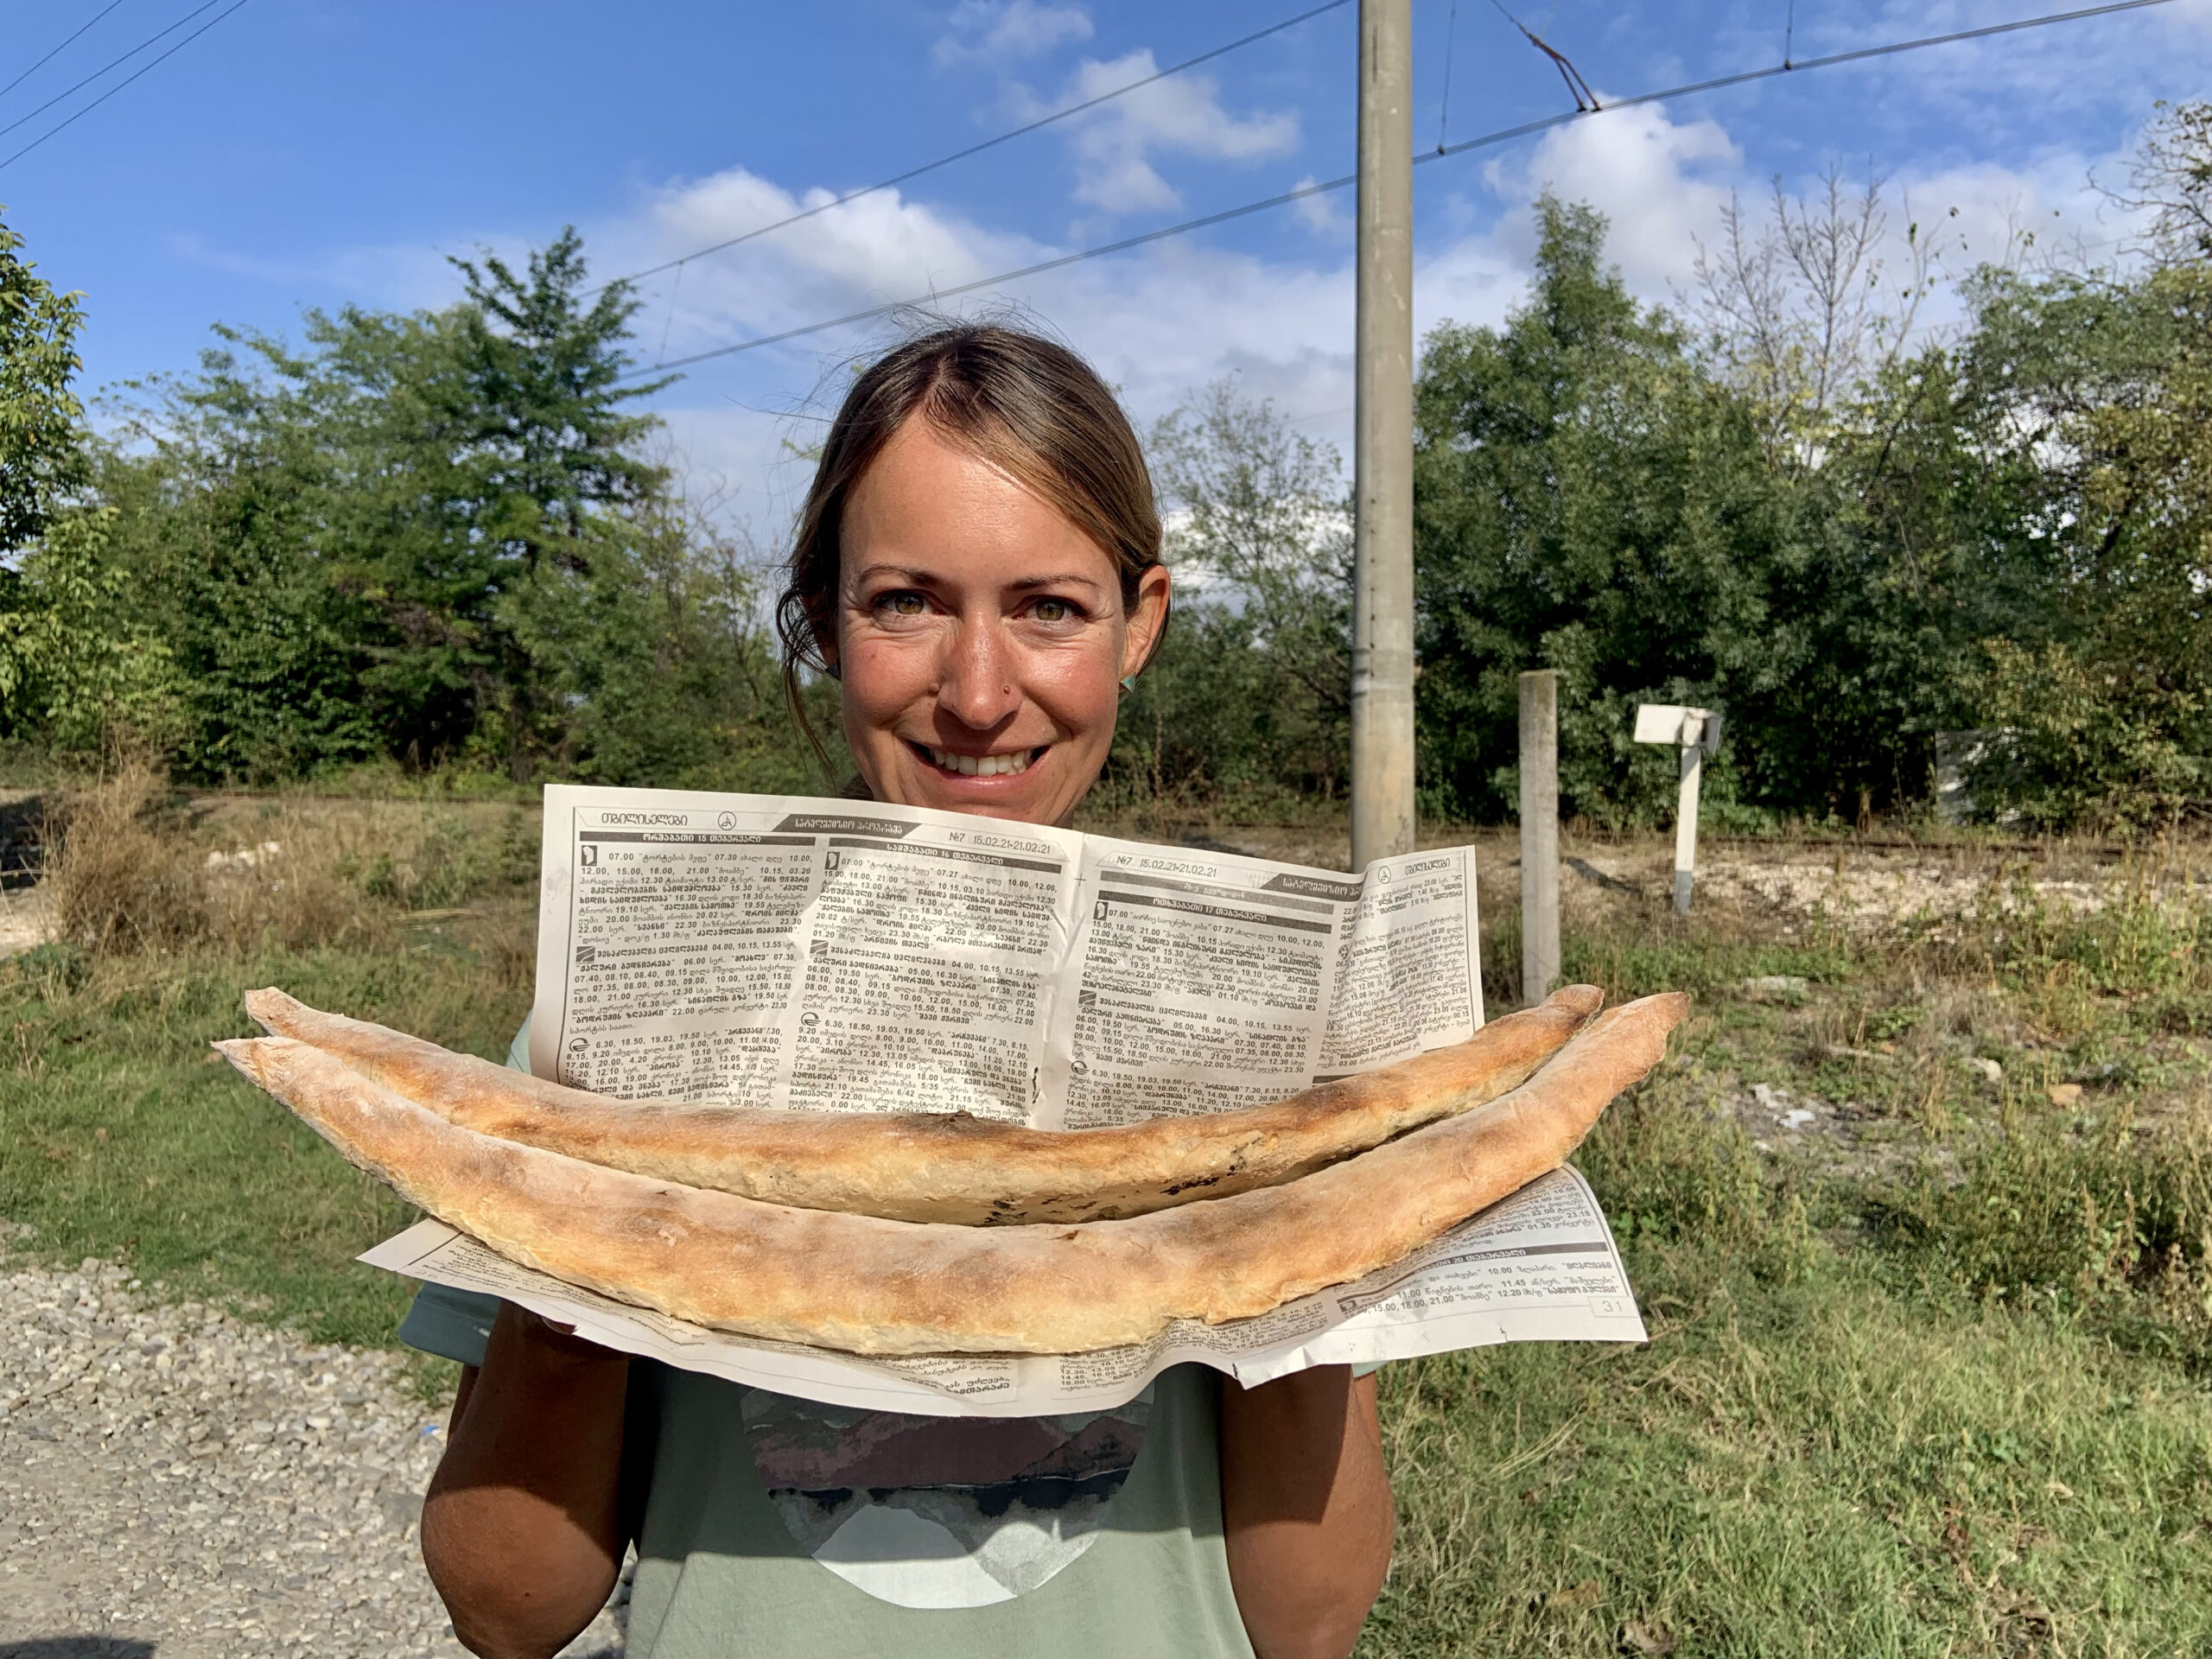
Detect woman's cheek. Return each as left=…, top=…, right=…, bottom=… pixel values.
left=1018, top=639, right=1123, bottom=736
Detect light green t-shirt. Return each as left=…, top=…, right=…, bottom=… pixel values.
left=399, top=1023, right=1262, bottom=1658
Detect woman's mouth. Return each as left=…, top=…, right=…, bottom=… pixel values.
left=915, top=742, right=1042, bottom=778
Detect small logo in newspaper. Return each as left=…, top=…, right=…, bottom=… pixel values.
left=579, top=844, right=597, bottom=868
left=575, top=944, right=596, bottom=965
left=717, top=811, right=737, bottom=830
left=1078, top=989, right=1096, bottom=1008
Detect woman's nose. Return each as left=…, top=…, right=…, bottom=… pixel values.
left=938, top=615, right=1021, bottom=729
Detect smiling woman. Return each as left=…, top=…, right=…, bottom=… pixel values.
left=413, top=322, right=1393, bottom=1659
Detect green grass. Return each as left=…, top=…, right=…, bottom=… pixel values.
left=0, top=940, right=529, bottom=1356
left=5, top=789, right=2212, bottom=1654
left=1371, top=1247, right=2212, bottom=1658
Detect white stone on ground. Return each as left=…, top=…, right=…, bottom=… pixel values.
left=0, top=1254, right=626, bottom=1657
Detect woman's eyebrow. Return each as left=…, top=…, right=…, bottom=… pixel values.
left=1007, top=574, right=1105, bottom=593
left=847, top=563, right=939, bottom=587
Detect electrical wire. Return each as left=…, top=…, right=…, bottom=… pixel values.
left=1486, top=0, right=1599, bottom=111
left=1483, top=0, right=2178, bottom=142
left=596, top=0, right=1353, bottom=296
left=0, top=0, right=131, bottom=104
left=0, top=0, right=227, bottom=141
left=0, top=0, right=248, bottom=172
left=621, top=0, right=2182, bottom=378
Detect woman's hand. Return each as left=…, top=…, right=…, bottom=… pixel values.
left=422, top=1303, right=632, bottom=1659
left=1220, top=1364, right=1395, bottom=1659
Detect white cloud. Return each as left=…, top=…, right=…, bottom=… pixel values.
left=1025, top=49, right=1300, bottom=216
left=614, top=164, right=1043, bottom=349
left=1483, top=103, right=1742, bottom=293
left=931, top=0, right=1091, bottom=68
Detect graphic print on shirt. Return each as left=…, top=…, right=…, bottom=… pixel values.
left=742, top=1385, right=1154, bottom=1608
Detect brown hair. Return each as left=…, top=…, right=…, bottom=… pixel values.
left=776, top=323, right=1164, bottom=745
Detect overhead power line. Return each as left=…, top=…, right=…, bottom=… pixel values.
left=626, top=0, right=2179, bottom=380
left=596, top=0, right=1353, bottom=294
left=1486, top=0, right=1600, bottom=112
left=0, top=0, right=228, bottom=141
left=0, top=0, right=249, bottom=172
left=0, top=0, right=131, bottom=104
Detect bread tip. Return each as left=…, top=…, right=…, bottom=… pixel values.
left=211, top=1037, right=265, bottom=1084
left=1545, top=983, right=1605, bottom=1016
left=241, top=987, right=297, bottom=1033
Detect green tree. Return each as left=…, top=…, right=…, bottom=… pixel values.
left=1413, top=198, right=1816, bottom=827
left=0, top=508, right=178, bottom=752
left=85, top=228, right=750, bottom=782
left=1111, top=385, right=1351, bottom=808
left=0, top=208, right=86, bottom=554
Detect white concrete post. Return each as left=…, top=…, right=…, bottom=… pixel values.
left=1673, top=741, right=1701, bottom=914
left=1634, top=703, right=1723, bottom=916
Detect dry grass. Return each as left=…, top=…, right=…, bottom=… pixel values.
left=41, top=763, right=538, bottom=967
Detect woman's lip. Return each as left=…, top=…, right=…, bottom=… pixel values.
left=909, top=741, right=1048, bottom=779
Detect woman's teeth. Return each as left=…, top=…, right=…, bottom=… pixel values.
left=928, top=746, right=1034, bottom=777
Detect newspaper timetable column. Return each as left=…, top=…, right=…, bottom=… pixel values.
left=549, top=810, right=819, bottom=1103
left=1054, top=855, right=1346, bottom=1129
left=786, top=826, right=1067, bottom=1121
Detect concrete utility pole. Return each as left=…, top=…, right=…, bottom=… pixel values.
left=1518, top=671, right=1560, bottom=1001
left=1349, top=0, right=1415, bottom=874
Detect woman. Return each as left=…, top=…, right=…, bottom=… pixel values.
left=402, top=325, right=1395, bottom=1659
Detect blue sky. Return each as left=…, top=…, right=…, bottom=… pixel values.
left=5, top=0, right=2207, bottom=532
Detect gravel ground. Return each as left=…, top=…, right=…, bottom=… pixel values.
left=0, top=1252, right=626, bottom=1659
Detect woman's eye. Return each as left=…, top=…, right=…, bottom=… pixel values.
left=1032, top=597, right=1077, bottom=623
left=879, top=592, right=926, bottom=617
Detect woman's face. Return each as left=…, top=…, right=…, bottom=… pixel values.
left=830, top=418, right=1170, bottom=828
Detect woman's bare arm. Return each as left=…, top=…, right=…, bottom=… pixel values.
left=421, top=1304, right=632, bottom=1659
left=1221, top=1365, right=1395, bottom=1659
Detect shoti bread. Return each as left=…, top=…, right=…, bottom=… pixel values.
left=242, top=985, right=1602, bottom=1224
left=217, top=993, right=1687, bottom=1355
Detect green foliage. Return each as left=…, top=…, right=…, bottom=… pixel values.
left=0, top=207, right=86, bottom=555
left=1950, top=249, right=2212, bottom=829
left=1102, top=384, right=1352, bottom=811
left=0, top=507, right=180, bottom=750
left=1414, top=199, right=1829, bottom=828
left=7, top=226, right=814, bottom=787
left=1972, top=639, right=2204, bottom=831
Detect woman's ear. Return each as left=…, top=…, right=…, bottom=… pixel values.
left=1119, top=563, right=1173, bottom=683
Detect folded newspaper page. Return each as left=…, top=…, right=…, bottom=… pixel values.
left=525, top=785, right=1487, bottom=1111
left=358, top=784, right=1647, bottom=1413
left=362, top=1166, right=1646, bottom=1418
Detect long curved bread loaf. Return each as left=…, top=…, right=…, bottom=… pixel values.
left=216, top=993, right=1687, bottom=1355
left=241, top=985, right=1603, bottom=1224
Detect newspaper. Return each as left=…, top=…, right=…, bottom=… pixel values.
left=524, top=785, right=1491, bottom=1116
left=360, top=784, right=1647, bottom=1414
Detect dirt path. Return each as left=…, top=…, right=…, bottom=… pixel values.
left=0, top=1251, right=625, bottom=1659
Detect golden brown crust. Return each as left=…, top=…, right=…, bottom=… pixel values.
left=216, top=992, right=1688, bottom=1355
left=241, top=985, right=1604, bottom=1224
